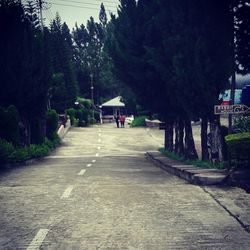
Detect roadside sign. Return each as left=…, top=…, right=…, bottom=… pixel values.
left=214, top=104, right=250, bottom=115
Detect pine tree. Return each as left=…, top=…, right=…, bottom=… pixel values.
left=0, top=0, right=51, bottom=144
left=49, top=13, right=78, bottom=112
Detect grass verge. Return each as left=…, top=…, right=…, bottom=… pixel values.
left=159, top=148, right=225, bottom=170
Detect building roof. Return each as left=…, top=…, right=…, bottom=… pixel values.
left=101, top=96, right=125, bottom=107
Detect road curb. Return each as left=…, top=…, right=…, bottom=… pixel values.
left=146, top=151, right=228, bottom=185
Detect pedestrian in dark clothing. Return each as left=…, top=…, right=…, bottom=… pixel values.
left=114, top=115, right=120, bottom=128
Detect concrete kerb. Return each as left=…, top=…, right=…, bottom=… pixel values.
left=146, top=151, right=228, bottom=185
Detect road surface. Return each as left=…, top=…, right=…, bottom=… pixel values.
left=0, top=123, right=249, bottom=249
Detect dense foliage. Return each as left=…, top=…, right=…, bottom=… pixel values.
left=131, top=116, right=147, bottom=127
left=0, top=1, right=115, bottom=153
left=46, top=109, right=59, bottom=140
left=0, top=136, right=60, bottom=165
left=225, top=132, right=250, bottom=167
left=233, top=0, right=250, bottom=74
left=108, top=0, right=233, bottom=160
left=1, top=0, right=249, bottom=166
left=233, top=116, right=250, bottom=133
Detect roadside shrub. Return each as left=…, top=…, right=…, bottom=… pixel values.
left=30, top=117, right=44, bottom=145
left=0, top=139, right=15, bottom=164
left=233, top=116, right=250, bottom=133
left=46, top=109, right=59, bottom=140
left=131, top=116, right=147, bottom=127
left=89, top=117, right=96, bottom=125
left=0, top=107, right=6, bottom=139
left=76, top=97, right=92, bottom=109
left=27, top=144, right=50, bottom=158
left=76, top=109, right=84, bottom=127
left=65, top=108, right=76, bottom=125
left=0, top=136, right=60, bottom=166
left=94, top=111, right=100, bottom=122
left=8, top=148, right=30, bottom=163
left=225, top=132, right=250, bottom=160
left=82, top=108, right=89, bottom=126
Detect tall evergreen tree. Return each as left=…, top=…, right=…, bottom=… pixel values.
left=0, top=0, right=51, bottom=144
left=49, top=13, right=78, bottom=112
left=108, top=0, right=233, bottom=160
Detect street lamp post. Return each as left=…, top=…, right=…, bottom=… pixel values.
left=90, top=73, right=94, bottom=120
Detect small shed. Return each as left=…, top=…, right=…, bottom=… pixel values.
left=100, top=96, right=125, bottom=122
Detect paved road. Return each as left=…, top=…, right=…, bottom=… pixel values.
left=0, top=123, right=250, bottom=249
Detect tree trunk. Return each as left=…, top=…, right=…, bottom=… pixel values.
left=22, top=118, right=31, bottom=146
left=174, top=118, right=184, bottom=155
left=184, top=119, right=198, bottom=160
left=209, top=117, right=223, bottom=163
left=201, top=116, right=209, bottom=161
left=164, top=119, right=174, bottom=151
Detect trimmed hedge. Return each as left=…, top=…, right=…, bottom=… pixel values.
left=0, top=135, right=60, bottom=165
left=46, top=109, right=59, bottom=140
left=225, top=132, right=250, bottom=159
left=233, top=116, right=250, bottom=133
left=131, top=116, right=147, bottom=127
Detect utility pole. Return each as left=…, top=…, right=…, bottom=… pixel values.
left=38, top=0, right=44, bottom=32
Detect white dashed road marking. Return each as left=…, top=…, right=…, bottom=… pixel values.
left=92, top=160, right=96, bottom=163
left=98, top=139, right=101, bottom=142
left=26, top=229, right=49, bottom=250
left=97, top=146, right=101, bottom=150
left=98, top=133, right=101, bottom=137
left=95, top=153, right=99, bottom=157
left=61, top=185, right=74, bottom=199
left=87, top=164, right=92, bottom=167
left=78, top=169, right=86, bottom=176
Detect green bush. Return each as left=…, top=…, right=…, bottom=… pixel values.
left=46, top=109, right=59, bottom=140
left=0, top=139, right=15, bottom=164
left=27, top=144, right=50, bottom=158
left=82, top=109, right=89, bottom=126
left=0, top=136, right=60, bottom=166
left=8, top=148, right=30, bottom=163
left=94, top=111, right=100, bottom=122
left=65, top=108, right=76, bottom=125
left=44, top=135, right=60, bottom=149
left=76, top=97, right=92, bottom=109
left=89, top=117, right=96, bottom=125
left=233, top=116, right=250, bottom=133
left=131, top=116, right=147, bottom=127
left=30, top=117, right=44, bottom=145
left=225, top=132, right=250, bottom=159
left=75, top=109, right=84, bottom=127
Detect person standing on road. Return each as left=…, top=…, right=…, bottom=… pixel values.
left=120, top=115, right=125, bottom=128
left=114, top=114, right=120, bottom=128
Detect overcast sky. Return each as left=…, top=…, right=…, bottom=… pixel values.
left=43, top=0, right=120, bottom=30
